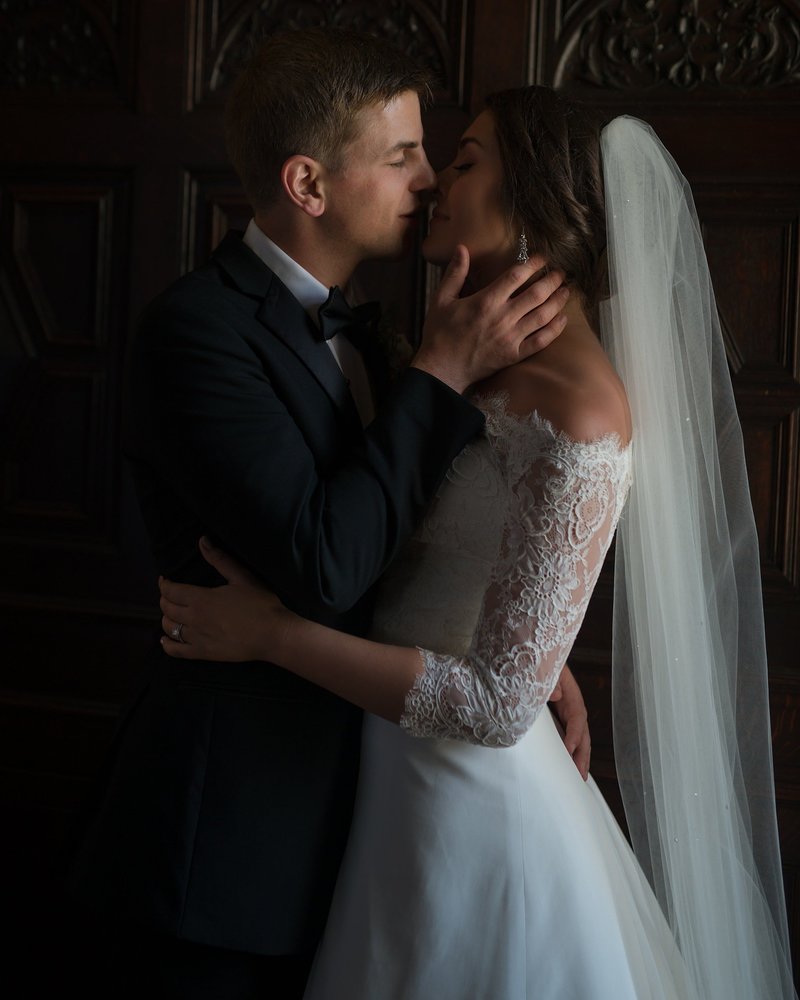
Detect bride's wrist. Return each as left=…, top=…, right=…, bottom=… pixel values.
left=267, top=606, right=302, bottom=666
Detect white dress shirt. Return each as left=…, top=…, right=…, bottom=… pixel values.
left=242, top=220, right=375, bottom=425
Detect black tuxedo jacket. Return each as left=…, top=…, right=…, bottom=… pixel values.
left=67, top=232, right=484, bottom=956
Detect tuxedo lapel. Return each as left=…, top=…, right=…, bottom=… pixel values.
left=256, top=283, right=363, bottom=435
left=213, top=231, right=362, bottom=435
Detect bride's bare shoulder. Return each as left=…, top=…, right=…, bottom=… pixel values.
left=478, top=351, right=632, bottom=447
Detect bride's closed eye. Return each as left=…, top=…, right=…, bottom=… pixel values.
left=452, top=162, right=473, bottom=172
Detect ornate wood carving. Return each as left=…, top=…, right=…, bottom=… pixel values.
left=0, top=0, right=133, bottom=100
left=188, top=0, right=464, bottom=108
left=552, top=0, right=800, bottom=92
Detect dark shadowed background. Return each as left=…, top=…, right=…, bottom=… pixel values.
left=1, top=0, right=798, bottom=992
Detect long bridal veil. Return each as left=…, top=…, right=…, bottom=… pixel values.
left=600, top=117, right=796, bottom=999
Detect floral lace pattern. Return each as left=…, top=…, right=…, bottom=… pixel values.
left=399, top=393, right=632, bottom=748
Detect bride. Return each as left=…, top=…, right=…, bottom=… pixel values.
left=159, top=87, right=795, bottom=998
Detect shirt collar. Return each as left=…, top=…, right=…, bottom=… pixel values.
left=242, top=219, right=329, bottom=321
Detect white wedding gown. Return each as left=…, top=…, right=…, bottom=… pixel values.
left=304, top=394, right=692, bottom=1000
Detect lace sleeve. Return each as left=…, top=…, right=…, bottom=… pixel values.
left=399, top=425, right=630, bottom=748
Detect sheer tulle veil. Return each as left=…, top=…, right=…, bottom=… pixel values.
left=600, top=116, right=796, bottom=998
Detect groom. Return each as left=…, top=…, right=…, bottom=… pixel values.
left=68, top=28, right=583, bottom=998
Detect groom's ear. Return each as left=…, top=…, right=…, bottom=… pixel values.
left=281, top=156, right=326, bottom=218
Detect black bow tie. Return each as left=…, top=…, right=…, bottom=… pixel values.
left=317, top=286, right=381, bottom=345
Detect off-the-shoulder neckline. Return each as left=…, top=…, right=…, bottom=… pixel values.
left=472, top=389, right=633, bottom=456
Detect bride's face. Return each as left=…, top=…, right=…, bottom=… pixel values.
left=422, top=110, right=514, bottom=287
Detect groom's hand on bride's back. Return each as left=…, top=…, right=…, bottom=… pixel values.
left=412, top=245, right=569, bottom=395
left=548, top=664, right=590, bottom=781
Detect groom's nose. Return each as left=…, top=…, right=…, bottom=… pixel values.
left=410, top=152, right=437, bottom=193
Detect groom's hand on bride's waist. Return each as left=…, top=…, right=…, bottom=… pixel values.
left=411, top=245, right=569, bottom=394
left=548, top=664, right=591, bottom=781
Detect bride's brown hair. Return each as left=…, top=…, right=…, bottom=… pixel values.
left=485, top=86, right=608, bottom=327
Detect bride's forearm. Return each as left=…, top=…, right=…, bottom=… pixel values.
left=273, top=613, right=422, bottom=723
left=159, top=562, right=423, bottom=719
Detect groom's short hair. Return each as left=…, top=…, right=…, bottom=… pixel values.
left=226, top=28, right=433, bottom=211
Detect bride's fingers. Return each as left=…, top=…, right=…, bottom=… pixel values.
left=160, top=614, right=192, bottom=651
left=161, top=632, right=193, bottom=658
left=158, top=576, right=193, bottom=608
left=199, top=536, right=258, bottom=585
left=160, top=593, right=196, bottom=626
left=572, top=733, right=591, bottom=781
left=161, top=620, right=229, bottom=662
left=576, top=744, right=590, bottom=782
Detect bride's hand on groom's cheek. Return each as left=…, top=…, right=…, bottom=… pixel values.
left=159, top=537, right=296, bottom=664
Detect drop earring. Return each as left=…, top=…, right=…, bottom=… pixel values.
left=516, top=231, right=529, bottom=263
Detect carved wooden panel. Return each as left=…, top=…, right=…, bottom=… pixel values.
left=181, top=168, right=251, bottom=272
left=0, top=0, right=137, bottom=104
left=697, top=186, right=800, bottom=592
left=187, top=0, right=468, bottom=109
left=0, top=172, right=131, bottom=547
left=532, top=0, right=800, bottom=99
left=9, top=184, right=119, bottom=348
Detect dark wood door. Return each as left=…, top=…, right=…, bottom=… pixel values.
left=1, top=0, right=797, bottom=987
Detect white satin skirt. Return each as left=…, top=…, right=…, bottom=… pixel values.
left=304, top=708, right=691, bottom=999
